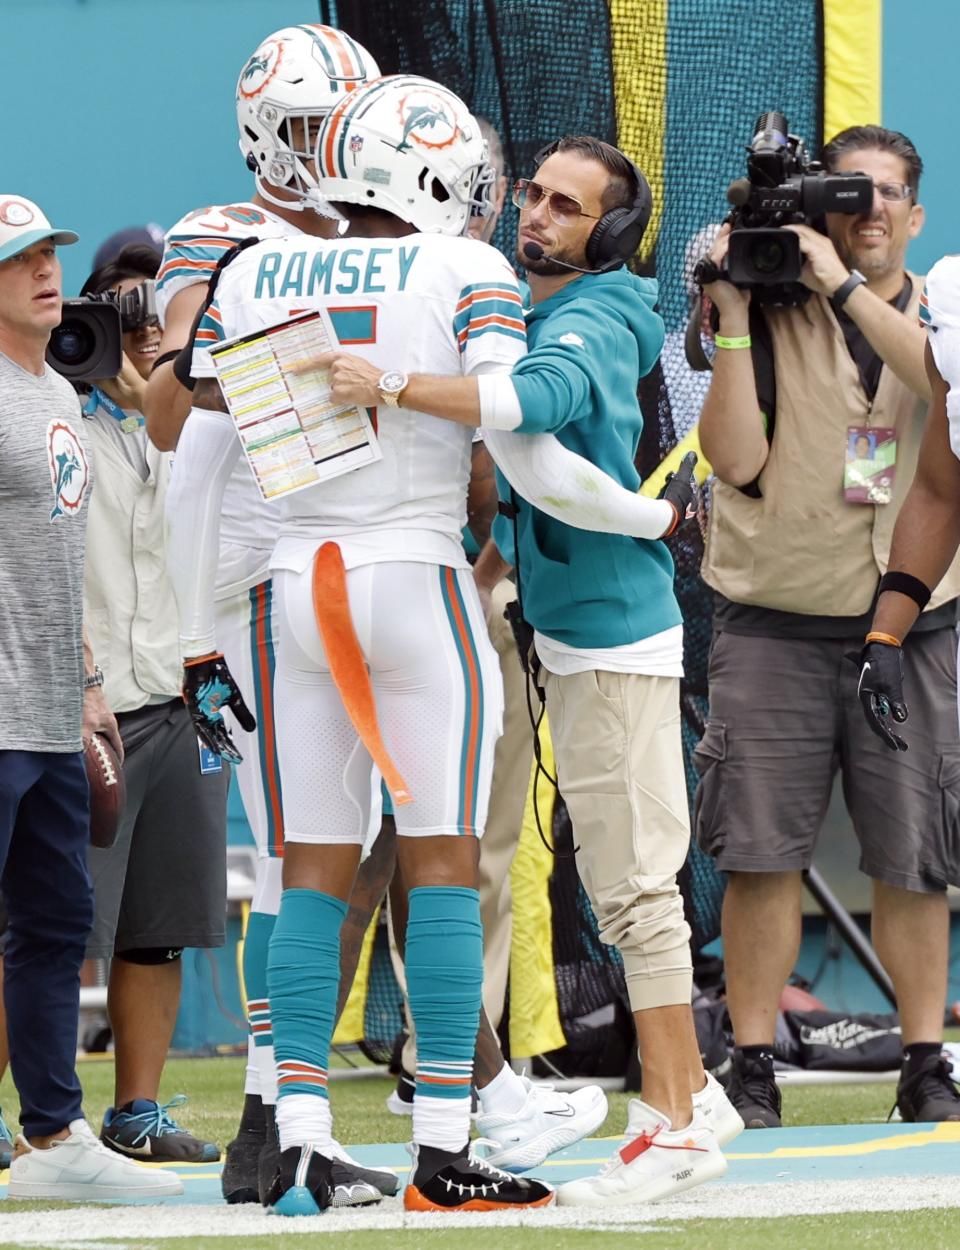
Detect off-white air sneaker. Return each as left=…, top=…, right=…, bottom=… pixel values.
left=556, top=1097, right=726, bottom=1207
left=692, top=1071, right=745, bottom=1145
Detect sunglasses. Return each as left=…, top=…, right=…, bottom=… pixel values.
left=512, top=179, right=601, bottom=226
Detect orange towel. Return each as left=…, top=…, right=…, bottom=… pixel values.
left=311, top=542, right=412, bottom=806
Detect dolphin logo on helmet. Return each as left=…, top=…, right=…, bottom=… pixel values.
left=236, top=25, right=379, bottom=215
left=314, top=75, right=495, bottom=237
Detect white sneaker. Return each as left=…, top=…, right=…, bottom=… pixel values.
left=556, top=1099, right=726, bottom=1207
left=7, top=1119, right=183, bottom=1200
left=475, top=1076, right=608, bottom=1172
left=692, top=1072, right=744, bottom=1146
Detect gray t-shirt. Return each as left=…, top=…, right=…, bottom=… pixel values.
left=0, top=351, right=92, bottom=751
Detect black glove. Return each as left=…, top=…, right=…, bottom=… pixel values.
left=659, top=451, right=699, bottom=537
left=853, top=640, right=909, bottom=752
left=182, top=652, right=256, bottom=765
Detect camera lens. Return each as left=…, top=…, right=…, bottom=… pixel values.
left=749, top=237, right=786, bottom=276
left=49, top=319, right=97, bottom=365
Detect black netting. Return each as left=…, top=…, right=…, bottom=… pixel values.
left=322, top=0, right=616, bottom=263
left=358, top=912, right=405, bottom=1066
left=326, top=0, right=823, bottom=1051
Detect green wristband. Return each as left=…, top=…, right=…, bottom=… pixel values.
left=715, top=333, right=752, bottom=350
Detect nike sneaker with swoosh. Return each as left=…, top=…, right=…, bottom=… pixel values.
left=100, top=1094, right=220, bottom=1163
left=7, top=1119, right=182, bottom=1200
left=556, top=1098, right=726, bottom=1207
left=474, top=1076, right=608, bottom=1172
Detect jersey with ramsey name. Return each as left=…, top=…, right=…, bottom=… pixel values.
left=158, top=201, right=301, bottom=596
left=195, top=232, right=526, bottom=570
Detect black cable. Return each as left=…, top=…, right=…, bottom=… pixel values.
left=503, top=489, right=577, bottom=858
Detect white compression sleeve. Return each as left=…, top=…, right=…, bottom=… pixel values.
left=477, top=372, right=524, bottom=430
left=165, top=407, right=243, bottom=655
left=482, top=426, right=674, bottom=539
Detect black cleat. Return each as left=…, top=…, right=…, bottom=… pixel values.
left=264, top=1144, right=333, bottom=1217
left=896, top=1054, right=960, bottom=1122
left=221, top=1094, right=265, bottom=1204
left=727, top=1051, right=782, bottom=1129
left=404, top=1143, right=554, bottom=1211
left=257, top=1103, right=281, bottom=1207
left=257, top=1105, right=387, bottom=1209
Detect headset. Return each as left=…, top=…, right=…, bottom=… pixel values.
left=530, top=138, right=653, bottom=272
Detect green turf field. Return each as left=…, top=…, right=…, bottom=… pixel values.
left=0, top=1055, right=950, bottom=1249
left=0, top=1210, right=953, bottom=1250
left=0, top=1052, right=903, bottom=1148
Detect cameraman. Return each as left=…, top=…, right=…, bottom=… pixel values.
left=80, top=245, right=228, bottom=1163
left=697, top=126, right=960, bottom=1127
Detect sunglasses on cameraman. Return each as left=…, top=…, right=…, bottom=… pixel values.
left=512, top=179, right=601, bottom=227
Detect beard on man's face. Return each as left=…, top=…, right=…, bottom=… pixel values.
left=516, top=240, right=585, bottom=275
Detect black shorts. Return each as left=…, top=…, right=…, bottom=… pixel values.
left=693, top=628, right=960, bottom=892
left=85, top=700, right=230, bottom=958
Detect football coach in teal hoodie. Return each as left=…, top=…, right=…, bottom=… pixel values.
left=322, top=135, right=737, bottom=1204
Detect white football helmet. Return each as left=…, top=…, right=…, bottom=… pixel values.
left=313, top=75, right=496, bottom=236
left=236, top=24, right=379, bottom=214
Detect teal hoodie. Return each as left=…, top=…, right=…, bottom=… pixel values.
left=492, top=267, right=680, bottom=649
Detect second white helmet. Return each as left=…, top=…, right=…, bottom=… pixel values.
left=314, top=75, right=495, bottom=236
left=236, top=24, right=380, bottom=214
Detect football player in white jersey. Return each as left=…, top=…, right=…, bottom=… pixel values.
left=166, top=73, right=561, bottom=1217
left=142, top=24, right=394, bottom=1209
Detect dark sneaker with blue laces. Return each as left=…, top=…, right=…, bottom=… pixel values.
left=100, top=1094, right=220, bottom=1163
left=0, top=1107, right=14, bottom=1170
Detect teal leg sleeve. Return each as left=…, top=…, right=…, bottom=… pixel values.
left=243, top=910, right=276, bottom=1049
left=406, top=886, right=482, bottom=1101
left=268, top=888, right=347, bottom=1100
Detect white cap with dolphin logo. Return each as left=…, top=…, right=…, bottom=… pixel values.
left=0, top=196, right=78, bottom=263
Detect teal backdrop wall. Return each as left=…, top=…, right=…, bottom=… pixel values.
left=2, top=0, right=319, bottom=295
left=882, top=0, right=957, bottom=275
left=2, top=0, right=957, bottom=290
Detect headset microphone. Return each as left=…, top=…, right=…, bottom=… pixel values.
left=522, top=241, right=608, bottom=273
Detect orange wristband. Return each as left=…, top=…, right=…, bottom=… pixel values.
left=865, top=631, right=902, bottom=648
left=184, top=651, right=222, bottom=667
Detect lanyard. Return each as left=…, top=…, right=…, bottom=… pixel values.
left=83, top=386, right=143, bottom=434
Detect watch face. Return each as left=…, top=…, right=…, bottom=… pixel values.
left=380, top=370, right=406, bottom=394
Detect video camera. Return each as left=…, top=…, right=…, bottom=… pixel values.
left=723, top=111, right=874, bottom=305
left=46, top=280, right=158, bottom=383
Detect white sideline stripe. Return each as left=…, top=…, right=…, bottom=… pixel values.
left=1, top=1176, right=960, bottom=1241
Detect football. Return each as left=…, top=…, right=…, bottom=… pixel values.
left=84, top=732, right=126, bottom=850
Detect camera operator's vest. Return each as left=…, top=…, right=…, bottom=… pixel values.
left=702, top=272, right=960, bottom=616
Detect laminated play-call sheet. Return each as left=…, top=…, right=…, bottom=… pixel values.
left=209, top=310, right=381, bottom=502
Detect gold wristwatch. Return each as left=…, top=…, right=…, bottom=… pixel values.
left=377, top=369, right=409, bottom=408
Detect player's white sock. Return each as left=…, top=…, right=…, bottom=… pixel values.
left=276, top=1093, right=333, bottom=1153
left=413, top=1093, right=471, bottom=1154
left=477, top=1062, right=528, bottom=1117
